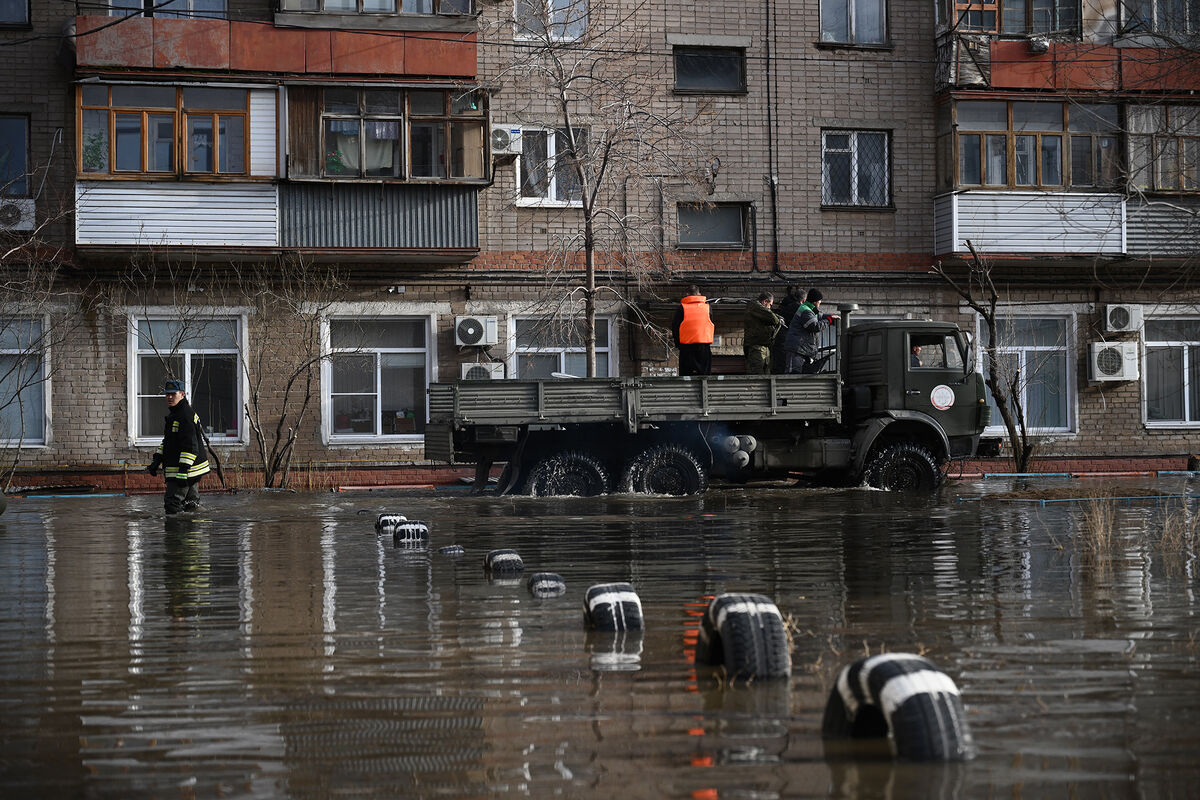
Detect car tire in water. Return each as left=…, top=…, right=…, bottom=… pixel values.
left=620, top=443, right=709, bottom=495
left=694, top=593, right=791, bottom=681
left=863, top=442, right=941, bottom=492
left=821, top=653, right=974, bottom=761
left=524, top=450, right=611, bottom=497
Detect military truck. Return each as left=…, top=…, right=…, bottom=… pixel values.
left=424, top=312, right=993, bottom=495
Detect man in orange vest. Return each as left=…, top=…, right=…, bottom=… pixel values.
left=672, top=285, right=715, bottom=376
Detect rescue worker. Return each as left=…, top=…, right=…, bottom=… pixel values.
left=772, top=284, right=804, bottom=373
left=147, top=379, right=210, bottom=514
left=743, top=291, right=783, bottom=375
left=672, top=285, right=715, bottom=376
left=783, top=288, right=839, bottom=374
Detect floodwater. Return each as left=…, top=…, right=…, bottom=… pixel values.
left=1, top=479, right=1199, bottom=799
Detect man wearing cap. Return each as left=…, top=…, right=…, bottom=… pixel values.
left=146, top=379, right=210, bottom=514
left=782, top=288, right=839, bottom=374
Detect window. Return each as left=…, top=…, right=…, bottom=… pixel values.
left=909, top=333, right=965, bottom=370
left=0, top=116, right=28, bottom=196
left=956, top=100, right=1066, bottom=188
left=980, top=315, right=1073, bottom=433
left=1128, top=105, right=1200, bottom=192
left=1124, top=0, right=1199, bottom=33
left=515, top=0, right=587, bottom=40
left=821, top=130, right=890, bottom=207
left=677, top=203, right=748, bottom=248
left=0, top=317, right=46, bottom=445
left=820, top=0, right=886, bottom=44
left=1069, top=104, right=1121, bottom=188
left=318, top=87, right=484, bottom=180
left=279, top=0, right=472, bottom=13
left=134, top=317, right=242, bottom=442
left=673, top=47, right=746, bottom=93
left=946, top=0, right=1077, bottom=32
left=79, top=84, right=248, bottom=177
left=1145, top=318, right=1200, bottom=425
left=518, top=127, right=586, bottom=204
left=327, top=318, right=429, bottom=437
left=0, top=1, right=28, bottom=25
left=107, top=0, right=227, bottom=17
left=513, top=317, right=611, bottom=378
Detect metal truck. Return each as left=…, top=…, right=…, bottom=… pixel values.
left=425, top=309, right=993, bottom=495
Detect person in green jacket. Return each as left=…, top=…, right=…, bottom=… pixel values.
left=743, top=291, right=784, bottom=375
left=147, top=379, right=210, bottom=514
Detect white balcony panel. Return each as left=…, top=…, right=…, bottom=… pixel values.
left=75, top=182, right=279, bottom=247
left=250, top=90, right=277, bottom=178
left=934, top=191, right=1125, bottom=256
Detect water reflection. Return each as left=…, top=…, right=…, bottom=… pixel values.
left=0, top=482, right=1198, bottom=797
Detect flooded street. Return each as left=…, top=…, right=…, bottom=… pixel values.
left=2, top=479, right=1199, bottom=799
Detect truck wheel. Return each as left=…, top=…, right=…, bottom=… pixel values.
left=863, top=443, right=941, bottom=492
left=621, top=444, right=709, bottom=495
left=525, top=450, right=611, bottom=497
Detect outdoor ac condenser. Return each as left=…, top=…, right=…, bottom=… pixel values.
left=1089, top=341, right=1139, bottom=382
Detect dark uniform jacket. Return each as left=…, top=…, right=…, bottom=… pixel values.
left=156, top=398, right=211, bottom=481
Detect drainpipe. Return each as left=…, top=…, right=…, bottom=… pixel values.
left=764, top=0, right=780, bottom=275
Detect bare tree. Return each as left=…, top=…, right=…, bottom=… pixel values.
left=488, top=0, right=717, bottom=376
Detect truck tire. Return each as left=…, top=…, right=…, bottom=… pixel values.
left=621, top=444, right=709, bottom=495
left=863, top=442, right=941, bottom=492
left=525, top=450, right=611, bottom=497
left=822, top=653, right=974, bottom=761
left=694, top=593, right=791, bottom=681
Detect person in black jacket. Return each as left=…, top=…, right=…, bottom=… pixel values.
left=147, top=379, right=211, bottom=514
left=772, top=284, right=804, bottom=373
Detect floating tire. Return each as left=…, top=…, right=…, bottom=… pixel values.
left=392, top=520, right=429, bottom=543
left=620, top=444, right=709, bottom=495
left=863, top=443, right=942, bottom=492
left=438, top=544, right=465, bottom=556
left=525, top=450, right=611, bottom=497
left=527, top=572, right=567, bottom=598
left=375, top=513, right=406, bottom=532
left=483, top=548, right=524, bottom=574
left=694, top=593, right=791, bottom=681
left=584, top=583, right=643, bottom=631
left=821, top=653, right=974, bottom=761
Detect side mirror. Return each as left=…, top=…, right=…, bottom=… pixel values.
left=960, top=332, right=975, bottom=375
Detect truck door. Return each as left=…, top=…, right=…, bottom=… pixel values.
left=904, top=332, right=975, bottom=432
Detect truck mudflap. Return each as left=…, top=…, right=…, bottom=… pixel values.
left=851, top=411, right=952, bottom=476
left=423, top=423, right=455, bottom=464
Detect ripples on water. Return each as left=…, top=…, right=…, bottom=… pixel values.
left=1, top=480, right=1198, bottom=798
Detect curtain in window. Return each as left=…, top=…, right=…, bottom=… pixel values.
left=364, top=120, right=399, bottom=177
left=0, top=355, right=43, bottom=442
left=325, top=119, right=360, bottom=175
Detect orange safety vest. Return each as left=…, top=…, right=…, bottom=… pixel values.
left=679, top=296, right=715, bottom=344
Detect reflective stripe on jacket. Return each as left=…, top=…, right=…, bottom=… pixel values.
left=677, top=296, right=715, bottom=345
left=157, top=399, right=211, bottom=481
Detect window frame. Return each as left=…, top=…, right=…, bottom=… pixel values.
left=0, top=114, right=29, bottom=197
left=820, top=129, right=893, bottom=209
left=515, top=125, right=587, bottom=207
left=106, top=0, right=228, bottom=18
left=676, top=202, right=750, bottom=249
left=976, top=311, right=1077, bottom=436
left=946, top=0, right=1078, bottom=33
left=128, top=311, right=247, bottom=447
left=1123, top=0, right=1200, bottom=34
left=819, top=0, right=889, bottom=46
left=1128, top=105, right=1200, bottom=193
left=278, top=0, right=473, bottom=14
left=0, top=0, right=29, bottom=26
left=514, top=0, right=588, bottom=41
left=672, top=46, right=748, bottom=94
left=510, top=315, right=615, bottom=379
left=78, top=84, right=251, bottom=179
left=0, top=314, right=49, bottom=447
left=1143, top=315, right=1200, bottom=428
left=322, top=314, right=434, bottom=443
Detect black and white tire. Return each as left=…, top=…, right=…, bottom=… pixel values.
left=527, top=572, right=567, bottom=598
left=821, top=653, right=974, bottom=761
left=620, top=444, right=709, bottom=496
left=524, top=450, right=611, bottom=497
left=694, top=593, right=791, bottom=681
left=438, top=544, right=465, bottom=556
left=375, top=513, right=406, bottom=532
left=863, top=443, right=942, bottom=493
left=392, top=520, right=429, bottom=543
left=483, top=548, right=524, bottom=574
left=584, top=583, right=643, bottom=631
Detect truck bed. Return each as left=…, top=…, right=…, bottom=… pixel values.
left=428, top=374, right=841, bottom=432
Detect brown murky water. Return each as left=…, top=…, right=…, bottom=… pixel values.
left=2, top=479, right=1198, bottom=798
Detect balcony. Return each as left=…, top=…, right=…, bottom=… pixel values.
left=933, top=191, right=1125, bottom=257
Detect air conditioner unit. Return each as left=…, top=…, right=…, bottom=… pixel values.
left=0, top=198, right=35, bottom=232
left=1104, top=304, right=1144, bottom=334
left=490, top=126, right=523, bottom=156
left=1090, top=341, right=1139, bottom=382
left=455, top=315, right=499, bottom=347
left=461, top=362, right=505, bottom=380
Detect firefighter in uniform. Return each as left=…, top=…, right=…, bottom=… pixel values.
left=147, top=379, right=210, bottom=514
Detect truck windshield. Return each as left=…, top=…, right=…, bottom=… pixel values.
left=908, top=333, right=964, bottom=370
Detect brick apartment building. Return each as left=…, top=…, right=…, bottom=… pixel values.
left=0, top=0, right=1197, bottom=490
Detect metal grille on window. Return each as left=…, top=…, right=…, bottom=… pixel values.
left=822, top=131, right=888, bottom=206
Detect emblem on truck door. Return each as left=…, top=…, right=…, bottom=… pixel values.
left=930, top=385, right=955, bottom=411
